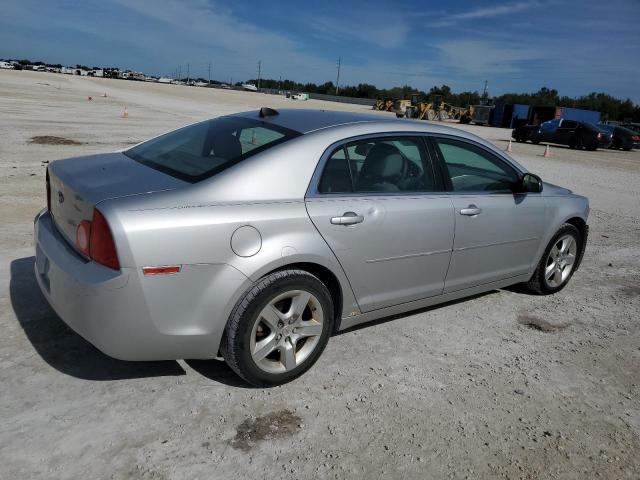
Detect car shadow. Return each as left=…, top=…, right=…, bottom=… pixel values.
left=9, top=257, right=186, bottom=381
left=335, top=291, right=496, bottom=335
left=185, top=359, right=257, bottom=388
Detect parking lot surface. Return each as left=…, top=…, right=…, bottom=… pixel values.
left=1, top=71, right=639, bottom=479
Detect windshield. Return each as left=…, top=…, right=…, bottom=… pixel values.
left=125, top=116, right=300, bottom=182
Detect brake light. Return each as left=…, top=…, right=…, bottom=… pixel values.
left=46, top=168, right=51, bottom=212
left=633, top=135, right=640, bottom=141
left=74, top=209, right=120, bottom=270
left=90, top=209, right=120, bottom=270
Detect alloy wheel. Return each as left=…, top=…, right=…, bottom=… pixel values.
left=250, top=290, right=324, bottom=373
left=544, top=234, right=578, bottom=288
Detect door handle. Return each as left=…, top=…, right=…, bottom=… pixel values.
left=330, top=211, right=364, bottom=225
left=460, top=205, right=482, bottom=216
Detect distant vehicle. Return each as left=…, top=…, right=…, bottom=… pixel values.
left=220, top=84, right=231, bottom=89
left=0, top=61, right=15, bottom=69
left=35, top=108, right=589, bottom=386
left=242, top=83, right=258, bottom=91
left=597, top=124, right=640, bottom=150
left=620, top=123, right=640, bottom=135
left=512, top=118, right=612, bottom=151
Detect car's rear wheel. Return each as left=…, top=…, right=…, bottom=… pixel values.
left=221, top=270, right=333, bottom=386
left=523, top=224, right=581, bottom=295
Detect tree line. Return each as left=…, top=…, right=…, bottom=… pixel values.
left=250, top=78, right=639, bottom=122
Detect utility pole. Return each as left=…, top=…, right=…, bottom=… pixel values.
left=335, top=57, right=341, bottom=95
left=208, top=61, right=211, bottom=85
left=278, top=75, right=281, bottom=91
left=178, top=65, right=181, bottom=81
left=257, top=60, right=261, bottom=89
left=482, top=80, right=488, bottom=104
left=187, top=63, right=190, bottom=84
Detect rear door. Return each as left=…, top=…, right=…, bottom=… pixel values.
left=305, top=135, right=454, bottom=312
left=556, top=119, right=578, bottom=145
left=430, top=136, right=547, bottom=293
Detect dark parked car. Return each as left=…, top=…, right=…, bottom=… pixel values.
left=512, top=118, right=612, bottom=151
left=597, top=124, right=640, bottom=150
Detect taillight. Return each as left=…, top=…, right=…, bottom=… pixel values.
left=633, top=135, right=640, bottom=141
left=90, top=209, right=120, bottom=270
left=597, top=132, right=602, bottom=139
left=74, top=209, right=120, bottom=270
left=46, top=168, right=51, bottom=212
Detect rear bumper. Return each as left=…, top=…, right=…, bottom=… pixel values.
left=34, top=209, right=251, bottom=361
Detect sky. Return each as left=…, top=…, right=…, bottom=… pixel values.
left=1, top=0, right=639, bottom=102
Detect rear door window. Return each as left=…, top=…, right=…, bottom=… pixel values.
left=125, top=117, right=300, bottom=182
left=318, top=137, right=437, bottom=194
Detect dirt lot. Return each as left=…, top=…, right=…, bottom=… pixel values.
left=1, top=70, right=639, bottom=479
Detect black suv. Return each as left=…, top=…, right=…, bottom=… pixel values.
left=512, top=119, right=613, bottom=151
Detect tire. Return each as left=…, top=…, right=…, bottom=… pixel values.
left=574, top=135, right=583, bottom=150
left=531, top=138, right=540, bottom=145
left=623, top=146, right=632, bottom=151
left=221, top=269, right=334, bottom=387
left=523, top=224, right=582, bottom=295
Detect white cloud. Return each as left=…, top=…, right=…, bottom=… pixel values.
left=309, top=13, right=410, bottom=49
left=432, top=1, right=540, bottom=27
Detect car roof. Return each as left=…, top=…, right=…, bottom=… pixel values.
left=232, top=108, right=479, bottom=136
left=232, top=108, right=390, bottom=133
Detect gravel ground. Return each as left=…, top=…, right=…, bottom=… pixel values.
left=1, top=71, right=639, bottom=479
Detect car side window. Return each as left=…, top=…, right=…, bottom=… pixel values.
left=318, top=147, right=353, bottom=193
left=318, top=137, right=437, bottom=194
left=349, top=137, right=435, bottom=193
left=435, top=138, right=519, bottom=193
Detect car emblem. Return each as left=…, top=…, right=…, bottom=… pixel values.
left=58, top=191, right=64, bottom=204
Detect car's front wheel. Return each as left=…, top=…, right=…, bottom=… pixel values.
left=524, top=224, right=582, bottom=295
left=221, top=270, right=333, bottom=387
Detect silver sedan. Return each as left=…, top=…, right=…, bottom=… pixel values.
left=34, top=108, right=589, bottom=386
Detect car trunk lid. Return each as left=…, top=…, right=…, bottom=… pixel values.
left=48, top=152, right=187, bottom=250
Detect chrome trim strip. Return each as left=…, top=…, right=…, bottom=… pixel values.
left=453, top=236, right=538, bottom=252
left=366, top=249, right=451, bottom=263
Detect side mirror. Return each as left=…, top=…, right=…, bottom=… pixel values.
left=521, top=173, right=543, bottom=193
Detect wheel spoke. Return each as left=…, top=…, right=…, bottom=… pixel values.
left=545, top=262, right=556, bottom=280
left=560, top=237, right=573, bottom=254
left=281, top=340, right=297, bottom=370
left=565, top=253, right=576, bottom=266
left=260, top=304, right=284, bottom=329
left=296, top=321, right=323, bottom=337
left=550, top=245, right=560, bottom=260
left=289, top=291, right=312, bottom=319
left=553, top=268, right=563, bottom=285
left=253, top=334, right=277, bottom=362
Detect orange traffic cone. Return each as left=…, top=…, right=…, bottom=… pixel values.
left=543, top=144, right=551, bottom=158
left=122, top=106, right=129, bottom=118
left=506, top=139, right=513, bottom=152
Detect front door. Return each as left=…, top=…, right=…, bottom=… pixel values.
left=431, top=137, right=547, bottom=293
left=305, top=136, right=455, bottom=312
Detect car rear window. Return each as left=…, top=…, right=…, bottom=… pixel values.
left=125, top=116, right=300, bottom=182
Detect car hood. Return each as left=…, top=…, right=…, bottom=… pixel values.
left=49, top=152, right=188, bottom=205
left=542, top=182, right=572, bottom=195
